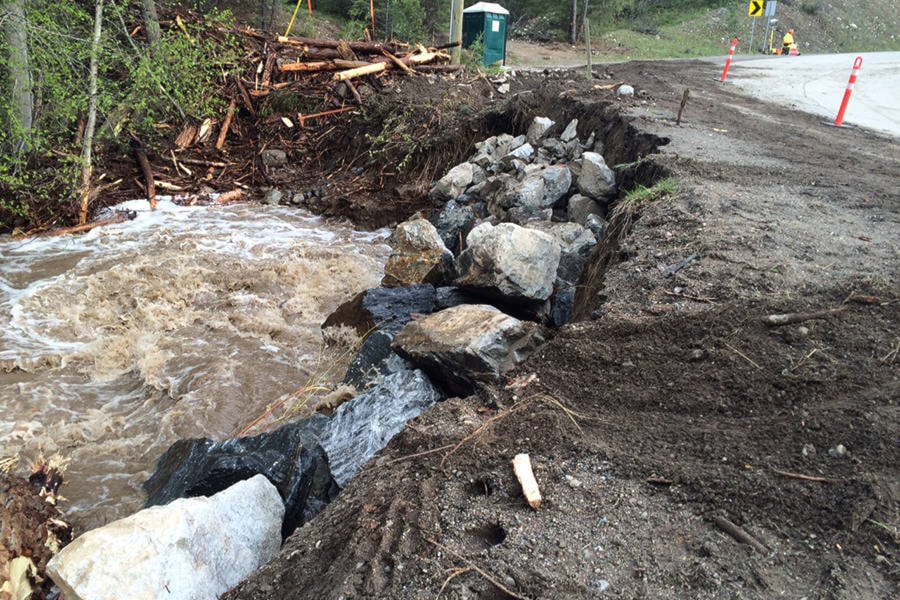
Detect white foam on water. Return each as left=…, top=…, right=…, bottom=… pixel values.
left=0, top=200, right=390, bottom=530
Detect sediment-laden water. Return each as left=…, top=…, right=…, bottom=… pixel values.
left=0, top=199, right=390, bottom=530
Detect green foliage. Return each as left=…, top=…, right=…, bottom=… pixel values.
left=800, top=2, right=821, bottom=16
left=622, top=177, right=678, bottom=206
left=461, top=33, right=485, bottom=69
left=121, top=8, right=241, bottom=142
left=0, top=1, right=243, bottom=232
left=365, top=112, right=420, bottom=174
left=347, top=0, right=426, bottom=42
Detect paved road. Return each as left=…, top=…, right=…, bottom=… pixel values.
left=715, top=52, right=900, bottom=138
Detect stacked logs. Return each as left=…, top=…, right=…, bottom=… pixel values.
left=128, top=31, right=459, bottom=208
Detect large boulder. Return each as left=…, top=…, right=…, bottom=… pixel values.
left=526, top=116, right=555, bottom=145
left=540, top=164, right=573, bottom=207
left=455, top=222, right=561, bottom=303
left=319, top=369, right=442, bottom=485
left=47, top=475, right=283, bottom=600
left=567, top=193, right=605, bottom=225
left=322, top=284, right=437, bottom=337
left=430, top=162, right=482, bottom=201
left=576, top=151, right=617, bottom=200
left=381, top=217, right=454, bottom=287
left=391, top=304, right=547, bottom=396
left=142, top=415, right=338, bottom=539
left=525, top=222, right=597, bottom=285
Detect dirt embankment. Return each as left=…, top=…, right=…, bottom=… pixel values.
left=224, top=58, right=899, bottom=599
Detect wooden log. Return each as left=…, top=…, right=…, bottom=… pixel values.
left=382, top=49, right=414, bottom=75
left=406, top=50, right=440, bottom=65
left=278, top=60, right=339, bottom=72
left=512, top=453, right=542, bottom=509
left=261, top=54, right=276, bottom=88
left=276, top=35, right=397, bottom=54
left=216, top=98, right=237, bottom=150
left=215, top=189, right=243, bottom=204
left=333, top=59, right=374, bottom=69
left=131, top=136, right=156, bottom=210
left=333, top=62, right=386, bottom=82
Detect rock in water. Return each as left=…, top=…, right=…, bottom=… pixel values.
left=47, top=475, right=283, bottom=600
left=319, top=368, right=442, bottom=486
left=142, top=415, right=338, bottom=539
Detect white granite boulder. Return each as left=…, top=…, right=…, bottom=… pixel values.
left=47, top=475, right=283, bottom=600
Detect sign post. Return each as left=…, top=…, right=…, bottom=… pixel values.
left=748, top=1, right=764, bottom=52
left=761, top=2, right=778, bottom=53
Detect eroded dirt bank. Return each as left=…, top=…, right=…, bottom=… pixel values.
left=226, top=60, right=899, bottom=599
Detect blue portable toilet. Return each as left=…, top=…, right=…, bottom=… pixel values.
left=462, top=2, right=509, bottom=66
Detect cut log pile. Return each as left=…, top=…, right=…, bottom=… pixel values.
left=131, top=29, right=459, bottom=207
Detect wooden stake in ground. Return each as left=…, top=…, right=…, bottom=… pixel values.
left=512, top=453, right=542, bottom=509
left=676, top=88, right=690, bottom=125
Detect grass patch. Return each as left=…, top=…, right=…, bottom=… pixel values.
left=622, top=177, right=679, bottom=206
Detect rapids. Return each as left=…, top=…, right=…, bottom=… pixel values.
left=0, top=199, right=390, bottom=531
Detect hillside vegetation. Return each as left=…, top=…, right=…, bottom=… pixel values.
left=1, top=0, right=896, bottom=234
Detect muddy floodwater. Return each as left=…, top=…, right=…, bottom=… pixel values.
left=0, top=199, right=390, bottom=531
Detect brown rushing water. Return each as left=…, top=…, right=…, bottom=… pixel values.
left=0, top=199, right=390, bottom=531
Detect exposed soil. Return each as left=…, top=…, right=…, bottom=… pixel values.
left=222, top=56, right=899, bottom=599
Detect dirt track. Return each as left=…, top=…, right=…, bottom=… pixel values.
left=226, top=58, right=899, bottom=599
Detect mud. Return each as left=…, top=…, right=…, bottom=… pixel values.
left=224, top=59, right=899, bottom=599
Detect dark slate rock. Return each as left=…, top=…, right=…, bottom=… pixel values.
left=551, top=287, right=576, bottom=327
left=343, top=329, right=401, bottom=388
left=322, top=284, right=438, bottom=337
left=142, top=415, right=338, bottom=539
left=432, top=199, right=477, bottom=255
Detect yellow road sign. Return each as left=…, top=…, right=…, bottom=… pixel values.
left=748, top=0, right=764, bottom=17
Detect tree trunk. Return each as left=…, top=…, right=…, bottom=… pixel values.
left=570, top=0, right=578, bottom=44
left=140, top=0, right=160, bottom=49
left=78, top=0, right=104, bottom=226
left=1, top=0, right=33, bottom=158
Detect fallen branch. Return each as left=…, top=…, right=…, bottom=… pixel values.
left=761, top=306, right=846, bottom=327
left=427, top=539, right=531, bottom=600
left=214, top=189, right=243, bottom=204
left=297, top=106, right=357, bottom=127
left=441, top=401, right=529, bottom=467
left=382, top=49, right=414, bottom=75
left=713, top=516, right=769, bottom=555
left=723, top=342, right=762, bottom=370
left=663, top=290, right=716, bottom=303
left=39, top=212, right=131, bottom=237
left=771, top=466, right=839, bottom=483
left=216, top=98, right=237, bottom=150
left=382, top=444, right=456, bottom=466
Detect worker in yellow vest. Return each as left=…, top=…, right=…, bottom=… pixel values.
left=782, top=29, right=798, bottom=56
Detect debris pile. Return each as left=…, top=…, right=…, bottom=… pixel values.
left=131, top=28, right=458, bottom=205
